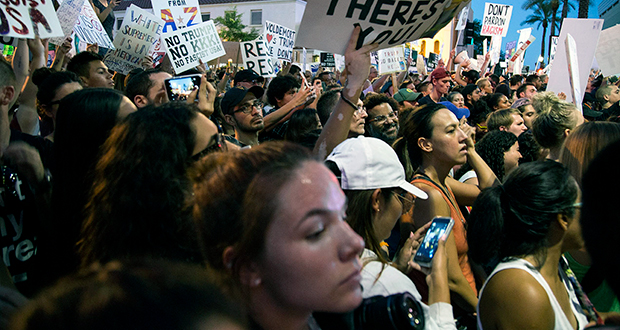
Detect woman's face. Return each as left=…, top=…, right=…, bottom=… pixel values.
left=257, top=161, right=365, bottom=314
left=503, top=142, right=522, bottom=176
left=374, top=189, right=409, bottom=241
left=451, top=93, right=465, bottom=108
left=471, top=88, right=481, bottom=102
left=429, top=109, right=469, bottom=166
left=563, top=190, right=583, bottom=252
left=47, top=82, right=83, bottom=118
left=496, top=95, right=510, bottom=110
left=482, top=81, right=493, bottom=94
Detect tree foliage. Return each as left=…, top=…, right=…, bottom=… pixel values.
left=213, top=7, right=259, bottom=42
left=521, top=0, right=560, bottom=62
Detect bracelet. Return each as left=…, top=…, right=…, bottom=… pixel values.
left=340, top=90, right=359, bottom=111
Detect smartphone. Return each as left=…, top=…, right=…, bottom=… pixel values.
left=413, top=217, right=454, bottom=268
left=165, top=74, right=201, bottom=101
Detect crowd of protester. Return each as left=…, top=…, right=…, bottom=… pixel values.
left=1, top=15, right=620, bottom=330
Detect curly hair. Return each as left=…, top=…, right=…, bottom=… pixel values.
left=363, top=93, right=399, bottom=114
left=79, top=102, right=202, bottom=267
left=455, top=130, right=518, bottom=182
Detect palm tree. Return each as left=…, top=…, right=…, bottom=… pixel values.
left=560, top=0, right=576, bottom=23
left=521, top=0, right=560, bottom=66
left=578, top=0, right=590, bottom=18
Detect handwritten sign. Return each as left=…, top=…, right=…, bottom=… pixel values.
left=320, top=53, right=335, bottom=67
left=49, top=0, right=84, bottom=46
left=510, top=35, right=535, bottom=62
left=481, top=3, right=512, bottom=37
left=296, top=0, right=468, bottom=54
left=505, top=40, right=516, bottom=59
left=74, top=0, right=114, bottom=48
left=163, top=20, right=225, bottom=74
left=0, top=0, right=63, bottom=39
left=378, top=45, right=405, bottom=74
left=263, top=20, right=295, bottom=61
left=114, top=5, right=162, bottom=58
left=152, top=0, right=201, bottom=33
left=240, top=36, right=275, bottom=77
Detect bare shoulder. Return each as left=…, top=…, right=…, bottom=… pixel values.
left=479, top=268, right=555, bottom=330
left=411, top=182, right=451, bottom=226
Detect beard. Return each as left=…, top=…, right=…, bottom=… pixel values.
left=365, top=122, right=399, bottom=146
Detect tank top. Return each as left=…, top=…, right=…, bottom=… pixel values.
left=477, top=258, right=588, bottom=330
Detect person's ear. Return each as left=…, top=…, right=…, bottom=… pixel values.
left=418, top=136, right=433, bottom=152
left=371, top=188, right=382, bottom=213
left=556, top=213, right=570, bottom=232
left=133, top=95, right=149, bottom=108
left=0, top=86, right=15, bottom=106
left=564, top=128, right=571, bottom=138
left=79, top=75, right=89, bottom=87
left=499, top=126, right=507, bottom=132
left=224, top=114, right=236, bottom=127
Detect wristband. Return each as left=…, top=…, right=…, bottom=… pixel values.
left=340, top=90, right=359, bottom=111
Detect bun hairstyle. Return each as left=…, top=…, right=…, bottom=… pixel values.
left=467, top=161, right=578, bottom=271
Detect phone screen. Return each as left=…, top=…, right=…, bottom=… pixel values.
left=414, top=217, right=454, bottom=266
left=165, top=75, right=200, bottom=101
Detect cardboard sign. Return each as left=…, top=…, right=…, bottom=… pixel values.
left=565, top=33, right=582, bottom=112
left=114, top=5, right=162, bottom=58
left=548, top=19, right=603, bottom=106
left=377, top=46, right=405, bottom=74
left=481, top=3, right=512, bottom=37
left=163, top=20, right=225, bottom=74
left=240, top=36, right=275, bottom=77
left=74, top=0, right=114, bottom=48
left=595, top=25, right=620, bottom=76
left=490, top=35, right=502, bottom=65
left=0, top=0, right=63, bottom=39
left=456, top=6, right=469, bottom=31
left=320, top=53, right=335, bottom=67
left=263, top=20, right=295, bottom=61
left=49, top=0, right=84, bottom=46
left=427, top=52, right=439, bottom=71
left=152, top=0, right=202, bottom=33
left=296, top=0, right=469, bottom=54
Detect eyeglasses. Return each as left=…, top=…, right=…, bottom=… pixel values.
left=190, top=133, right=227, bottom=162
left=234, top=100, right=263, bottom=114
left=368, top=111, right=397, bottom=124
left=354, top=107, right=367, bottom=117
left=393, top=190, right=415, bottom=211
left=242, top=79, right=259, bottom=85
left=572, top=202, right=582, bottom=208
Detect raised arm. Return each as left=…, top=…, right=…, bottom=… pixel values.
left=51, top=37, right=73, bottom=72
left=313, top=26, right=377, bottom=159
left=454, top=62, right=467, bottom=87
left=17, top=37, right=48, bottom=135
left=89, top=0, right=118, bottom=23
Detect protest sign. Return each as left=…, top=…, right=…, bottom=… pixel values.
left=505, top=40, right=516, bottom=60
left=240, top=36, right=275, bottom=77
left=49, top=0, right=84, bottom=46
left=378, top=46, right=405, bottom=74
left=152, top=0, right=202, bottom=33
left=74, top=0, right=114, bottom=49
left=404, top=47, right=410, bottom=60
left=320, top=53, right=335, bottom=67
left=163, top=20, right=225, bottom=74
left=595, top=25, right=620, bottom=76
left=263, top=20, right=295, bottom=61
left=547, top=19, right=603, bottom=106
left=427, top=52, right=439, bottom=71
left=481, top=3, right=512, bottom=37
left=103, top=49, right=142, bottom=74
left=302, top=47, right=307, bottom=71
left=335, top=54, right=346, bottom=71
left=550, top=36, right=558, bottom=62
left=456, top=6, right=469, bottom=31
left=490, top=35, right=502, bottom=65
left=296, top=0, right=469, bottom=54
left=510, top=35, right=535, bottom=62
left=0, top=0, right=63, bottom=39
left=565, top=34, right=582, bottom=112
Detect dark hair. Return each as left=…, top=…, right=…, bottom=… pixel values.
left=316, top=89, right=340, bottom=126
left=32, top=68, right=80, bottom=110
left=517, top=130, right=544, bottom=164
left=510, top=75, right=523, bottom=86
left=79, top=102, right=202, bottom=267
left=362, top=93, right=399, bottom=115
left=393, top=103, right=446, bottom=180
left=462, top=70, right=479, bottom=83
left=125, top=69, right=163, bottom=103
left=284, top=108, right=320, bottom=143
left=487, top=93, right=508, bottom=110
left=581, top=139, right=620, bottom=297
left=517, top=83, right=535, bottom=98
left=50, top=89, right=127, bottom=281
left=455, top=130, right=518, bottom=182
left=191, top=142, right=314, bottom=295
left=525, top=74, right=540, bottom=84
left=266, top=75, right=300, bottom=106
left=10, top=260, right=245, bottom=330
left=467, top=161, right=578, bottom=271
left=494, top=84, right=511, bottom=99
left=461, top=84, right=478, bottom=109
left=66, top=51, right=103, bottom=78
left=416, top=81, right=432, bottom=94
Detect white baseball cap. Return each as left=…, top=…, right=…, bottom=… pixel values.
left=326, top=136, right=428, bottom=199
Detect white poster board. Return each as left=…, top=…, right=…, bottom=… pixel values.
left=456, top=6, right=469, bottom=31
left=152, top=0, right=202, bottom=33
left=481, top=3, right=512, bottom=37
left=377, top=46, right=405, bottom=74
left=550, top=36, right=559, bottom=63
left=490, top=35, right=502, bottom=65
left=162, top=20, right=225, bottom=74
left=74, top=0, right=114, bottom=48
left=0, top=0, right=63, bottom=39
left=515, top=28, right=531, bottom=64
left=240, top=36, right=276, bottom=77
left=49, top=0, right=85, bottom=46
left=565, top=33, right=582, bottom=113
left=547, top=19, right=603, bottom=104
left=263, top=20, right=295, bottom=61
left=296, top=0, right=468, bottom=54
left=594, top=24, right=620, bottom=76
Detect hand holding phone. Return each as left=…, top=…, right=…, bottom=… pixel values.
left=413, top=217, right=454, bottom=268
left=164, top=74, right=201, bottom=101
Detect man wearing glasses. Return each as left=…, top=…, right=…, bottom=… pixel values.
left=363, top=94, right=401, bottom=145
left=233, top=69, right=264, bottom=89
left=221, top=86, right=265, bottom=147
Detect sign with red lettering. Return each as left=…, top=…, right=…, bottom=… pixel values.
left=296, top=0, right=469, bottom=54
left=151, top=0, right=202, bottom=33
left=74, top=0, right=114, bottom=48
left=263, top=20, right=295, bottom=62
left=481, top=3, right=512, bottom=37
left=240, top=36, right=275, bottom=77
left=0, top=0, right=64, bottom=39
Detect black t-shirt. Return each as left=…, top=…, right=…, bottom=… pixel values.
left=417, top=94, right=447, bottom=106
